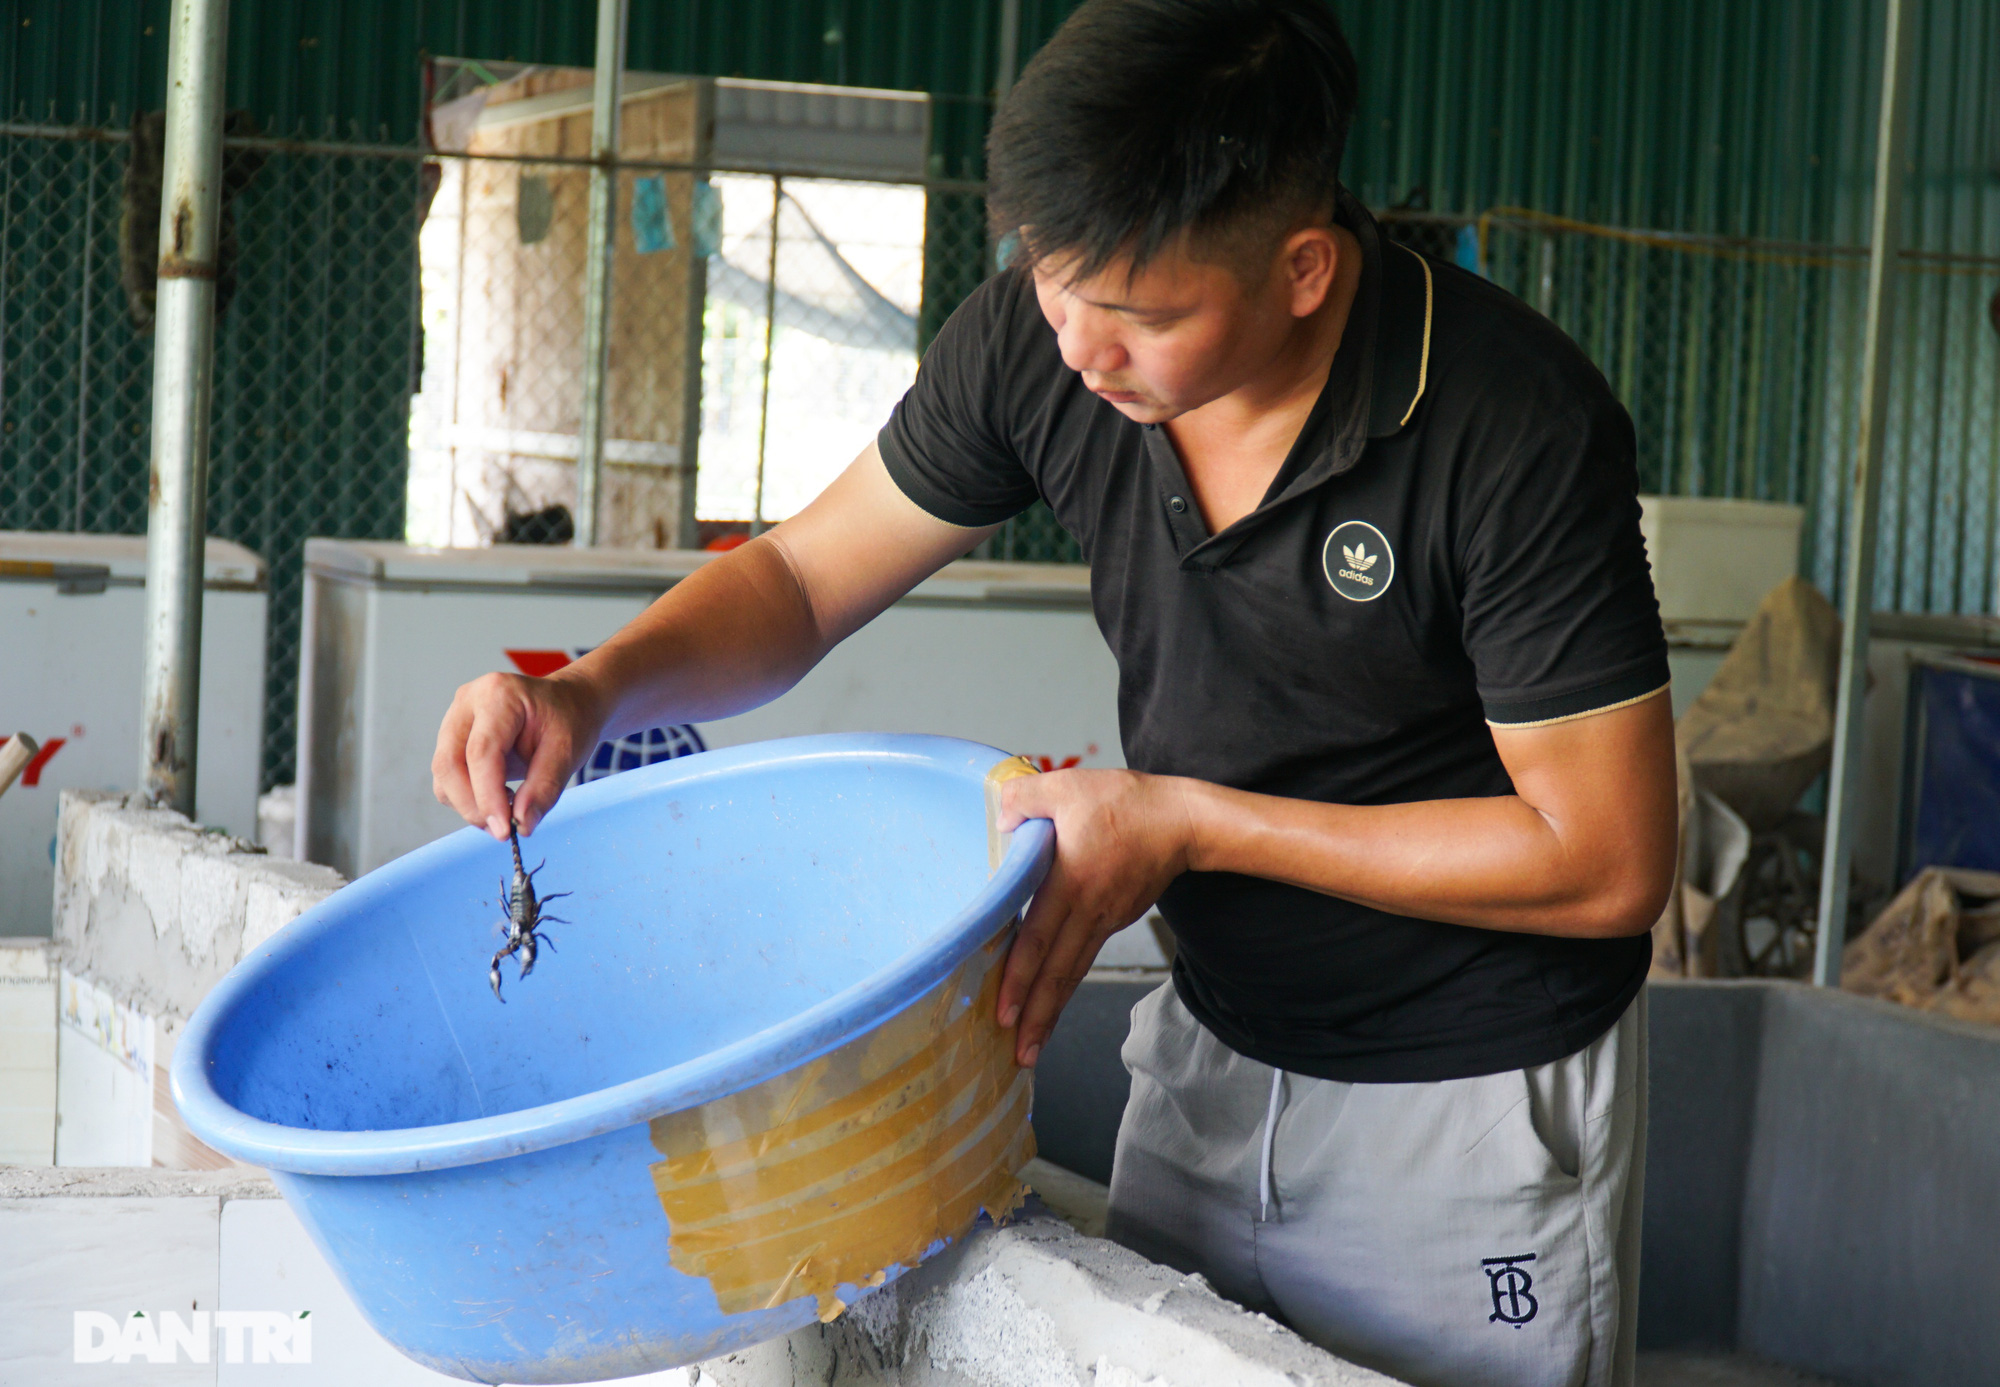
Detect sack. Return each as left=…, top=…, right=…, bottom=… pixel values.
left=1676, top=577, right=1839, bottom=832
left=1650, top=742, right=1752, bottom=979
left=1842, top=866, right=2000, bottom=1025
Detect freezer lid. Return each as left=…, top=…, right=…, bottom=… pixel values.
left=305, top=539, right=710, bottom=588
left=303, top=540, right=1093, bottom=608
left=0, top=532, right=266, bottom=590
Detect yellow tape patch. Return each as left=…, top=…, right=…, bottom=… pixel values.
left=649, top=937, right=1033, bottom=1321
left=984, top=754, right=1040, bottom=872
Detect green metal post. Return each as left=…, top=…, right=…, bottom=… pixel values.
left=575, top=0, right=628, bottom=547
left=1815, top=0, right=1920, bottom=987
left=139, top=0, right=230, bottom=814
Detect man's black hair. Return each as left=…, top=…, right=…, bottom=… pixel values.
left=986, top=0, right=1359, bottom=281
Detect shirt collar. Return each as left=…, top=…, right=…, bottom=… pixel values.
left=1144, top=188, right=1438, bottom=567
left=1215, top=190, right=1435, bottom=531
left=1365, top=210, right=1435, bottom=440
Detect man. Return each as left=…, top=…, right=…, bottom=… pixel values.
left=433, top=3, right=1676, bottom=1384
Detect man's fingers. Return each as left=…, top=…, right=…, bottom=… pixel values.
left=514, top=727, right=580, bottom=836
left=997, top=773, right=1055, bottom=833
left=1012, top=925, right=1101, bottom=1068
left=465, top=712, right=522, bottom=840
left=431, top=700, right=478, bottom=823
left=998, top=866, right=1069, bottom=1030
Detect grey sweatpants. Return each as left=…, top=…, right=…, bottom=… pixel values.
left=1105, top=984, right=1647, bottom=1387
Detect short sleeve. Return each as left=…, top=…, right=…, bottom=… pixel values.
left=877, top=273, right=1043, bottom=528
left=1461, top=398, right=1670, bottom=727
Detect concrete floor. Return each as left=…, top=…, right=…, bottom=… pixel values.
left=1637, top=1352, right=1850, bottom=1387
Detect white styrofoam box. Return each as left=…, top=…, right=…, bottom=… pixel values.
left=54, top=968, right=154, bottom=1168
left=0, top=532, right=267, bottom=938
left=299, top=542, right=1121, bottom=877
left=0, top=1196, right=219, bottom=1385
left=0, top=939, right=57, bottom=1165
left=1639, top=496, right=1805, bottom=625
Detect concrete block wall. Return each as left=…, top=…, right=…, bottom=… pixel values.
left=701, top=1209, right=1400, bottom=1387
left=47, top=790, right=345, bottom=1167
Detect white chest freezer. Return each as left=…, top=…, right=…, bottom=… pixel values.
left=0, top=533, right=267, bottom=937
left=297, top=541, right=1122, bottom=877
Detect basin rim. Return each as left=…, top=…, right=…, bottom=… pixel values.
left=170, top=733, right=1055, bottom=1177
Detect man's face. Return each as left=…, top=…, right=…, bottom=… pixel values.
left=1030, top=239, right=1300, bottom=425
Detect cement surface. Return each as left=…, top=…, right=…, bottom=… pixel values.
left=0, top=1162, right=278, bottom=1199
left=703, top=1209, right=1407, bottom=1386
left=1019, top=1157, right=1109, bottom=1238
left=54, top=789, right=343, bottom=1023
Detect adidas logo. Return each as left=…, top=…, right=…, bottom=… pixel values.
left=1324, top=520, right=1394, bottom=601
left=1337, top=539, right=1378, bottom=586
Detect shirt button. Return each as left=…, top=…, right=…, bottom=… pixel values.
left=1168, top=496, right=1188, bottom=514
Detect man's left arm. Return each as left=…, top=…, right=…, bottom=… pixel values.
left=993, top=689, right=1677, bottom=1066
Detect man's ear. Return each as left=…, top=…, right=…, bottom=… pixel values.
left=1280, top=226, right=1340, bottom=318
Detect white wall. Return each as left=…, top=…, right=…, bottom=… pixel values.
left=0, top=940, right=57, bottom=1165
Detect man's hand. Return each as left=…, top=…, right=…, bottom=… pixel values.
left=994, top=769, right=1195, bottom=1068
left=432, top=671, right=608, bottom=840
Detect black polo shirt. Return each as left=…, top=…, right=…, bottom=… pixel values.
left=878, top=189, right=1668, bottom=1083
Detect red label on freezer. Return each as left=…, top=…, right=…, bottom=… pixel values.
left=498, top=648, right=704, bottom=784
left=2, top=734, right=66, bottom=786
left=504, top=649, right=574, bottom=678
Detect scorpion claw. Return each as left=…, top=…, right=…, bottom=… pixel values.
left=490, top=958, right=506, bottom=1003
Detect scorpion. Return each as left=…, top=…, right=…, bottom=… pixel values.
left=490, top=817, right=570, bottom=1003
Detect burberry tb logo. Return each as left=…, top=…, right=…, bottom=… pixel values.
left=1482, top=1254, right=1539, bottom=1326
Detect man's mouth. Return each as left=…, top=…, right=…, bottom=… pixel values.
left=1091, top=385, right=1144, bottom=404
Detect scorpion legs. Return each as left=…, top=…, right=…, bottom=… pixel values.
left=489, top=815, right=573, bottom=1001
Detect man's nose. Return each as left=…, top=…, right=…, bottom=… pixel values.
left=1057, top=307, right=1126, bottom=376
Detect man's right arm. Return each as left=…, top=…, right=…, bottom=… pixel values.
left=431, top=440, right=997, bottom=840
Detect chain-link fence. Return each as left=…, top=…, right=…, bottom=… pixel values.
left=9, top=105, right=1997, bottom=795
left=1, top=116, right=419, bottom=794
left=1, top=110, right=1028, bottom=795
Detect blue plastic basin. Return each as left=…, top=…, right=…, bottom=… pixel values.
left=172, top=734, right=1054, bottom=1383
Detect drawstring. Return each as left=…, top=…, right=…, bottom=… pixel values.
left=1258, top=1067, right=1284, bottom=1222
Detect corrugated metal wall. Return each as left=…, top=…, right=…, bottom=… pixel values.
left=1331, top=0, right=2000, bottom=616
left=12, top=2, right=1991, bottom=219
left=1, top=1, right=1006, bottom=157
left=4, top=0, right=1997, bottom=618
